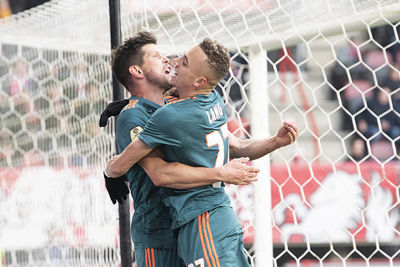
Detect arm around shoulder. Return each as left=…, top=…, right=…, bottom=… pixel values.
left=139, top=151, right=259, bottom=189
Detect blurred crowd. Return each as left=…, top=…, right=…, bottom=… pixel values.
left=0, top=44, right=111, bottom=168
left=328, top=24, right=400, bottom=162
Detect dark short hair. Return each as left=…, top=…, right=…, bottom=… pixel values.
left=111, top=31, right=157, bottom=88
left=199, top=38, right=230, bottom=84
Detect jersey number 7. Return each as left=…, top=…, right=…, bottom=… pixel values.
left=206, top=123, right=229, bottom=188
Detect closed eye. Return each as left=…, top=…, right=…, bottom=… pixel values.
left=183, top=54, right=188, bottom=66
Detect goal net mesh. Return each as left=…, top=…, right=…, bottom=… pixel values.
left=1, top=0, right=399, bottom=266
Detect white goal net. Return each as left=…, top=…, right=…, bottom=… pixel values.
left=1, top=0, right=400, bottom=266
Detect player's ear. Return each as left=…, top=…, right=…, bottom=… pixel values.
left=194, top=76, right=207, bottom=88
left=128, top=65, right=144, bottom=78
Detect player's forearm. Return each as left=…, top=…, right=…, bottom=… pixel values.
left=230, top=136, right=280, bottom=160
left=141, top=159, right=222, bottom=189
left=106, top=139, right=153, bottom=177
left=163, top=181, right=211, bottom=189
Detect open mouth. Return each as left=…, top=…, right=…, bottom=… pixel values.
left=165, top=65, right=177, bottom=77
left=164, top=65, right=171, bottom=75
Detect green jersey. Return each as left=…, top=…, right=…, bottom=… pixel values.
left=139, top=90, right=231, bottom=229
left=116, top=96, right=176, bottom=249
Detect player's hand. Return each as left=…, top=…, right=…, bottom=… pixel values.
left=99, top=99, right=129, bottom=127
left=219, top=157, right=259, bottom=185
left=103, top=171, right=130, bottom=204
left=275, top=121, right=298, bottom=147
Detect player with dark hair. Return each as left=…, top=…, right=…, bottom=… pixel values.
left=105, top=37, right=298, bottom=266
left=102, top=31, right=260, bottom=267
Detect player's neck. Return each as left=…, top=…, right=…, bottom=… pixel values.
left=131, top=85, right=165, bottom=106
left=178, top=86, right=213, bottom=98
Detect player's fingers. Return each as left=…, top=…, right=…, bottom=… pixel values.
left=288, top=131, right=294, bottom=144
left=285, top=122, right=298, bottom=136
left=284, top=120, right=297, bottom=128
left=285, top=126, right=297, bottom=143
left=246, top=172, right=258, bottom=179
left=290, top=129, right=298, bottom=142
left=285, top=124, right=297, bottom=136
left=240, top=177, right=258, bottom=185
left=244, top=169, right=258, bottom=178
left=243, top=165, right=260, bottom=173
left=290, top=126, right=299, bottom=137
left=233, top=157, right=250, bottom=163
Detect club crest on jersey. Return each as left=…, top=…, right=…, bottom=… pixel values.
left=130, top=126, right=143, bottom=141
left=206, top=103, right=223, bottom=124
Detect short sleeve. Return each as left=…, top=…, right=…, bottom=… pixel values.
left=139, top=105, right=182, bottom=148
left=116, top=109, right=147, bottom=151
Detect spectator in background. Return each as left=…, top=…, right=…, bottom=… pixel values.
left=0, top=132, right=14, bottom=158
left=381, top=65, right=400, bottom=100
left=14, top=94, right=31, bottom=115
left=329, top=34, right=367, bottom=130
left=25, top=114, right=41, bottom=133
left=337, top=35, right=363, bottom=68
left=85, top=83, right=107, bottom=116
left=4, top=59, right=37, bottom=96
left=0, top=0, right=11, bottom=17
left=23, top=150, right=45, bottom=167
left=0, top=94, right=10, bottom=113
left=51, top=62, right=70, bottom=82
left=72, top=62, right=89, bottom=99
left=355, top=87, right=400, bottom=146
left=372, top=24, right=400, bottom=65
left=346, top=135, right=368, bottom=162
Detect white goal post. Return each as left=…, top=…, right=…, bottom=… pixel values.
left=1, top=0, right=400, bottom=266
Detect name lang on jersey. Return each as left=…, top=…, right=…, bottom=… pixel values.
left=206, top=103, right=223, bottom=124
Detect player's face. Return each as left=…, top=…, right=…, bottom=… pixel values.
left=170, top=45, right=208, bottom=90
left=140, top=44, right=172, bottom=90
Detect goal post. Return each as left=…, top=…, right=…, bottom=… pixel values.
left=248, top=46, right=272, bottom=267
left=108, top=0, right=133, bottom=266
left=1, top=0, right=400, bottom=266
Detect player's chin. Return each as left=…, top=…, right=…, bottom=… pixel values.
left=169, top=76, right=178, bottom=87
left=162, top=79, right=174, bottom=90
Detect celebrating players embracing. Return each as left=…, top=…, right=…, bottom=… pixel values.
left=105, top=37, right=298, bottom=266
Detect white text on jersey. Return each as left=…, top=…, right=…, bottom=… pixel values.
left=206, top=103, right=223, bottom=124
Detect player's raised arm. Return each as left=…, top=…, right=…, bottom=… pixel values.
left=139, top=149, right=259, bottom=189
left=229, top=120, right=298, bottom=160
left=106, top=138, right=153, bottom=178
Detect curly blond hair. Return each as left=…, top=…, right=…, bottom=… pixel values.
left=199, top=38, right=230, bottom=85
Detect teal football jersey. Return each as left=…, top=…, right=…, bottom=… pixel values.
left=116, top=96, right=176, bottom=249
left=139, top=90, right=232, bottom=229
